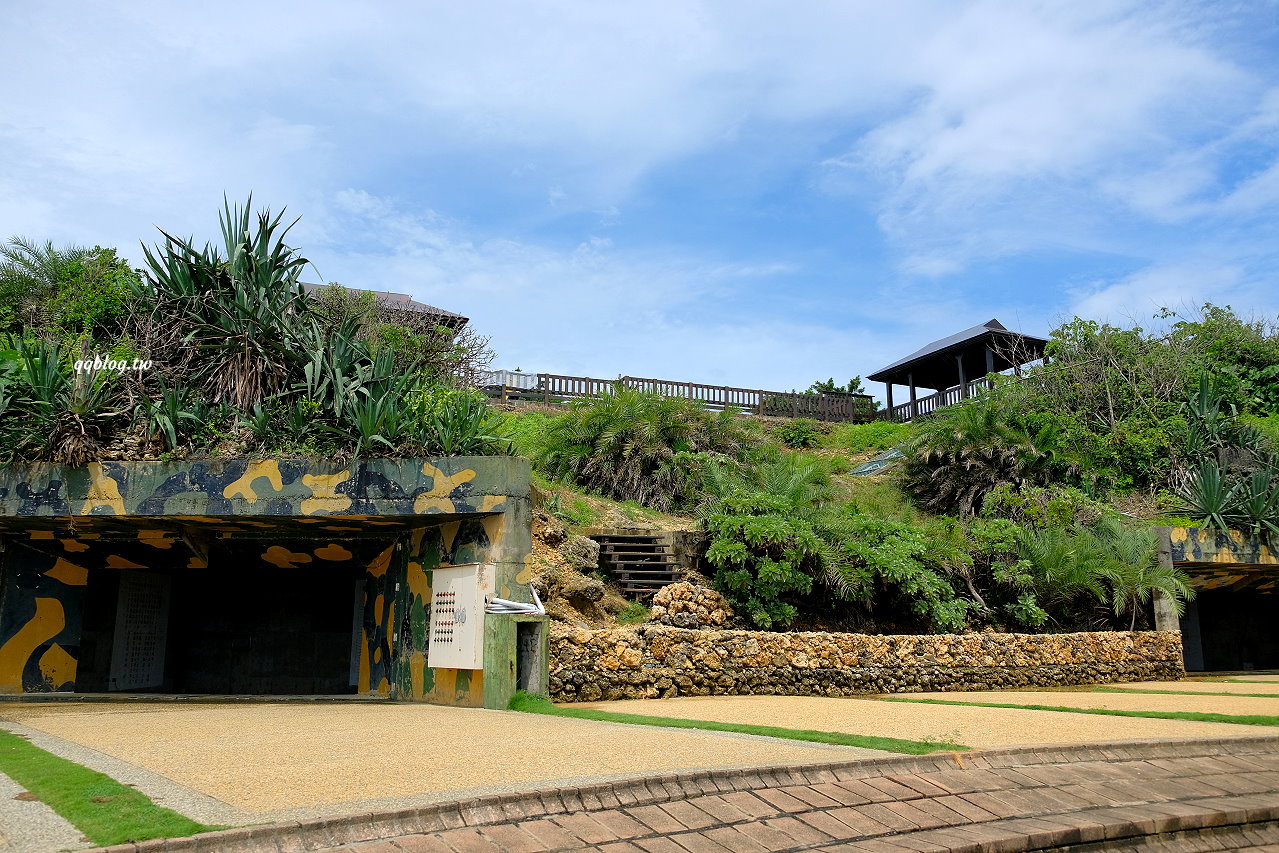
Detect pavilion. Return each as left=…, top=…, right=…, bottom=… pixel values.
left=867, top=319, right=1049, bottom=421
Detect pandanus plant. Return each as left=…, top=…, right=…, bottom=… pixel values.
left=142, top=196, right=314, bottom=412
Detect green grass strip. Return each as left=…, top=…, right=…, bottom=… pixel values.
left=1092, top=686, right=1279, bottom=699
left=878, top=696, right=1279, bottom=727
left=0, top=728, right=218, bottom=846
left=507, top=692, right=967, bottom=754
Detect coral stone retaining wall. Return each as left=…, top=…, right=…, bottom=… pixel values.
left=548, top=625, right=1184, bottom=702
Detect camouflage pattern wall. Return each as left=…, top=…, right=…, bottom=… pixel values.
left=0, top=457, right=536, bottom=708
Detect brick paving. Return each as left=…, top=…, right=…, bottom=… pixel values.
left=87, top=736, right=1279, bottom=853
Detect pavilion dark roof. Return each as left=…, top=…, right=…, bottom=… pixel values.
left=866, top=319, right=1048, bottom=391
left=302, top=282, right=469, bottom=330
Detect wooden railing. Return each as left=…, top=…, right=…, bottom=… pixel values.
left=883, top=379, right=991, bottom=422
left=486, top=373, right=878, bottom=423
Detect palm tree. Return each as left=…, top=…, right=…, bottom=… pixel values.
left=0, top=237, right=91, bottom=331
left=899, top=396, right=1072, bottom=516
left=1093, top=519, right=1195, bottom=630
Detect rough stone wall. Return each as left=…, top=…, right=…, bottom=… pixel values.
left=549, top=625, right=1184, bottom=702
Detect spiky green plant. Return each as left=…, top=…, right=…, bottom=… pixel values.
left=1176, top=459, right=1238, bottom=531
left=537, top=386, right=757, bottom=511
left=141, top=197, right=315, bottom=411
left=899, top=396, right=1073, bottom=516
left=1092, top=518, right=1194, bottom=630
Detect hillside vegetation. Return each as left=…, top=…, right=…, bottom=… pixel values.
left=512, top=306, right=1279, bottom=635
left=0, top=199, right=502, bottom=464
left=4, top=200, right=1277, bottom=637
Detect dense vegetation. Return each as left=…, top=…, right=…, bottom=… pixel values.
left=0, top=199, right=504, bottom=464
left=523, top=306, right=1279, bottom=635
left=5, top=198, right=1275, bottom=637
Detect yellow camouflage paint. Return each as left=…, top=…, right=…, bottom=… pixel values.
left=263, top=546, right=312, bottom=569
left=300, top=470, right=353, bottom=514
left=410, top=651, right=426, bottom=696
left=222, top=460, right=284, bottom=503
left=80, top=462, right=126, bottom=515
left=366, top=544, right=394, bottom=578
left=0, top=598, right=65, bottom=693
left=105, top=555, right=148, bottom=569
left=45, top=559, right=88, bottom=586
left=478, top=495, right=507, bottom=513
left=515, top=554, right=537, bottom=585
left=59, top=539, right=89, bottom=552
left=413, top=464, right=476, bottom=513
left=439, top=521, right=460, bottom=557
left=313, top=543, right=354, bottom=561
left=359, top=630, right=371, bottom=693
left=480, top=514, right=505, bottom=551
left=138, top=530, right=174, bottom=549
left=38, top=643, right=76, bottom=689
left=407, top=561, right=428, bottom=600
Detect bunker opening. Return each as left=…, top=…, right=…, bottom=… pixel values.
left=0, top=458, right=541, bottom=708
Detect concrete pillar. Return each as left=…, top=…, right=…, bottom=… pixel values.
left=1153, top=529, right=1181, bottom=633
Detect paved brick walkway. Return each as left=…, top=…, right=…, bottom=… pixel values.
left=90, top=736, right=1279, bottom=853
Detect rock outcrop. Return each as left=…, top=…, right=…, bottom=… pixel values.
left=649, top=582, right=732, bottom=628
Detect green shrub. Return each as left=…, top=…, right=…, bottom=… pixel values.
left=705, top=491, right=818, bottom=629
left=773, top=417, right=823, bottom=448
left=536, top=386, right=759, bottom=511
left=615, top=602, right=650, bottom=625
left=898, top=394, right=1075, bottom=516
left=824, top=420, right=911, bottom=454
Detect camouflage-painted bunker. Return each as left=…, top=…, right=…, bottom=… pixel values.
left=1159, top=526, right=1279, bottom=672
left=0, top=457, right=542, bottom=708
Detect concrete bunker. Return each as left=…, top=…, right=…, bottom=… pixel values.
left=1158, top=526, right=1279, bottom=672
left=0, top=457, right=543, bottom=708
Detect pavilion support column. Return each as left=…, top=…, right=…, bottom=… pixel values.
left=885, top=384, right=894, bottom=419
left=956, top=355, right=967, bottom=399
left=908, top=373, right=918, bottom=421
left=985, top=345, right=996, bottom=389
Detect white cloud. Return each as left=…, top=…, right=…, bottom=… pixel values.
left=1, top=1, right=1277, bottom=396
left=828, top=1, right=1255, bottom=271
left=1068, top=262, right=1245, bottom=322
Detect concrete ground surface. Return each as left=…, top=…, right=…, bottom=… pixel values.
left=0, top=771, right=85, bottom=853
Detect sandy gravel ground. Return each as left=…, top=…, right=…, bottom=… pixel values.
left=906, top=689, right=1279, bottom=715
left=576, top=694, right=1271, bottom=748
left=0, top=702, right=874, bottom=817
left=1211, top=675, right=1279, bottom=683
left=1107, top=680, right=1279, bottom=695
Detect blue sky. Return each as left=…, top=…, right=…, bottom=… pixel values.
left=4, top=1, right=1279, bottom=400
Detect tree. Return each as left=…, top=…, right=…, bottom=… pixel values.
left=898, top=394, right=1074, bottom=516
left=807, top=376, right=868, bottom=396
left=0, top=238, right=138, bottom=340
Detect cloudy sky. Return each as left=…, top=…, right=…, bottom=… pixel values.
left=4, top=2, right=1279, bottom=398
